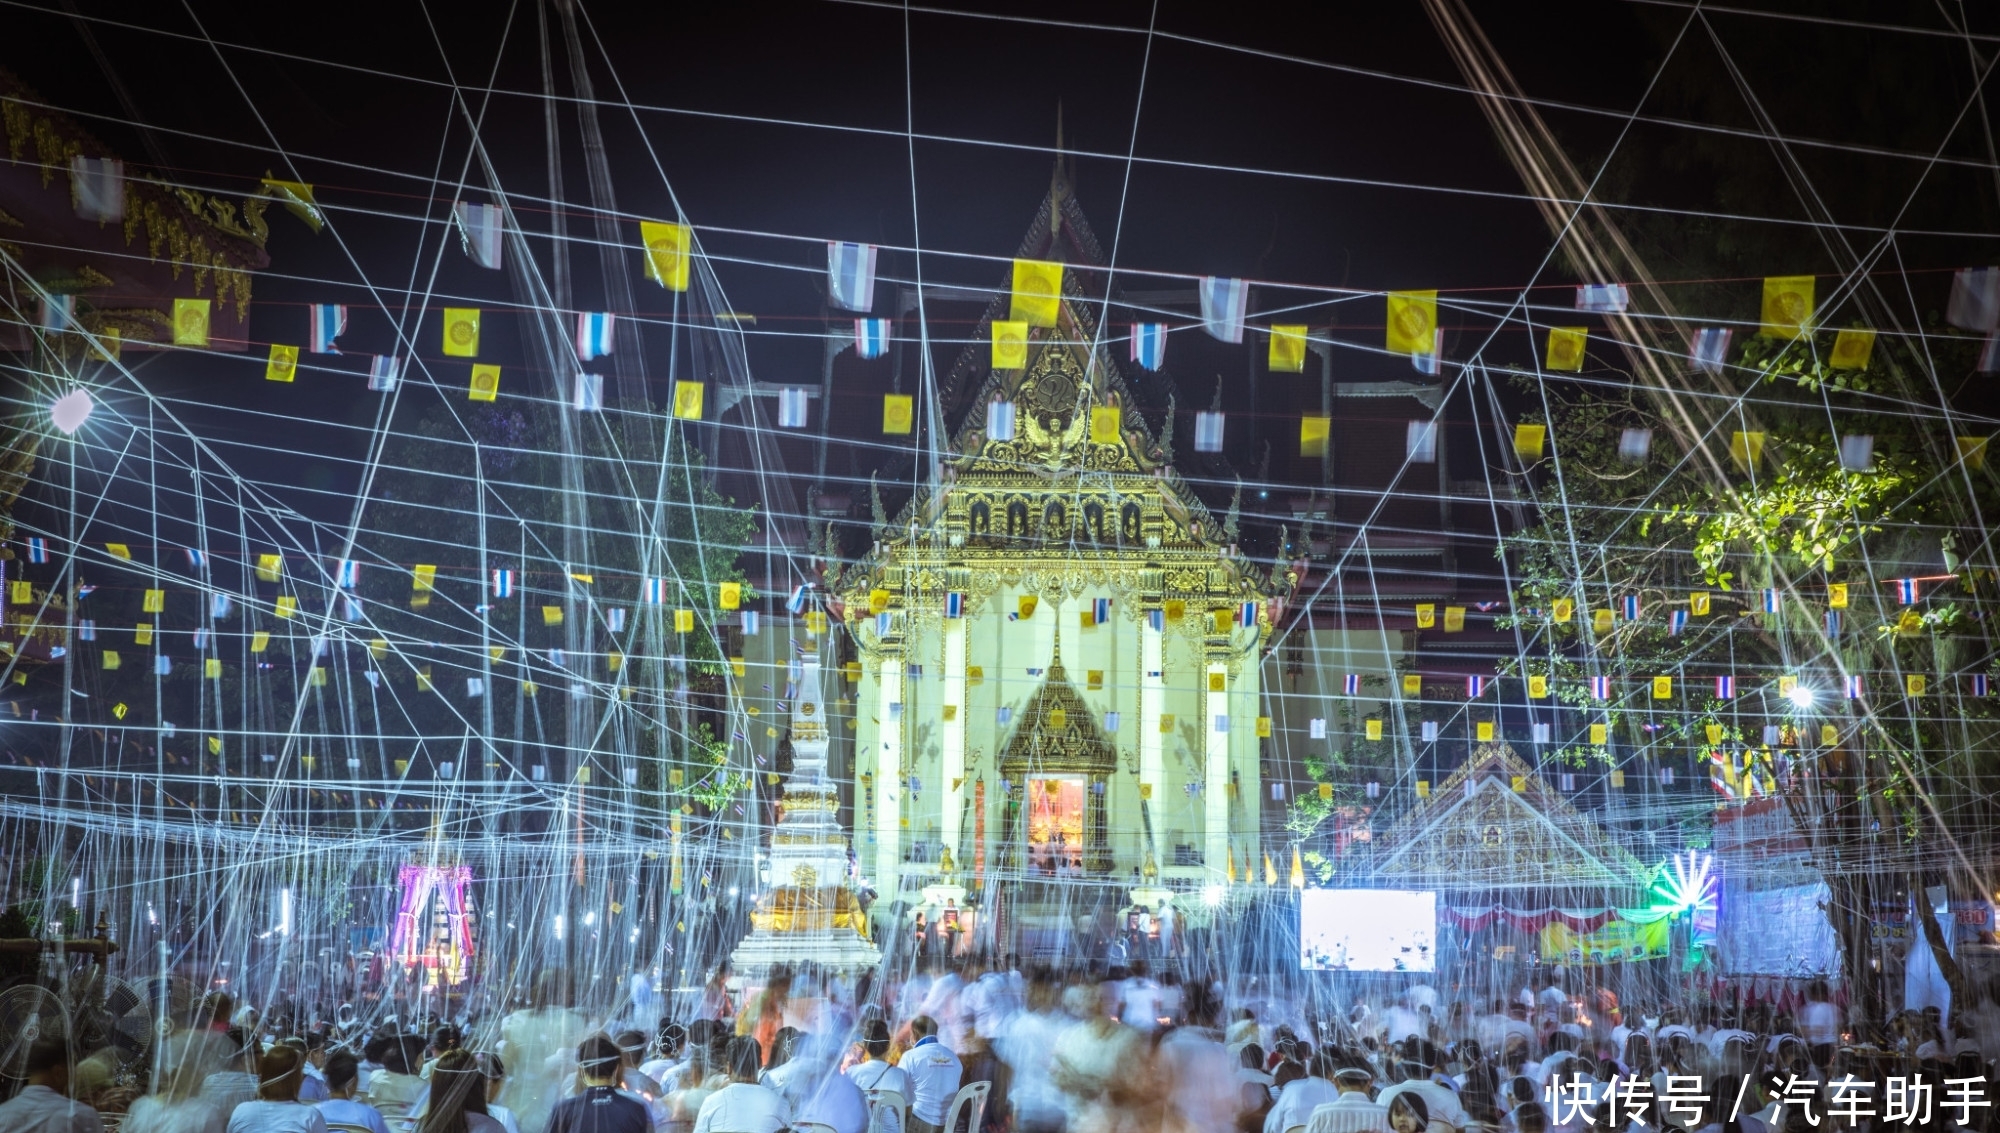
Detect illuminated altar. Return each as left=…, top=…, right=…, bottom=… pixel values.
left=389, top=863, right=476, bottom=984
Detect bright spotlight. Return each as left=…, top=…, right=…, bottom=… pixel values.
left=1203, top=884, right=1226, bottom=908
left=50, top=389, right=93, bottom=435
left=1786, top=685, right=1816, bottom=708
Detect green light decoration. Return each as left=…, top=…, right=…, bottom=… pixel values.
left=1649, top=850, right=1718, bottom=918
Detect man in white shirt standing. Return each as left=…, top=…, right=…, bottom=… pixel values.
left=0, top=1041, right=101, bottom=1133
left=894, top=1016, right=962, bottom=1133
left=1305, top=1066, right=1391, bottom=1133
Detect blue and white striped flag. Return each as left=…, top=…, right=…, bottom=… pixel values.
left=1669, top=609, right=1688, bottom=635
left=455, top=201, right=504, bottom=269
left=1845, top=674, right=1864, bottom=699
left=1147, top=608, right=1164, bottom=632
left=1575, top=284, right=1629, bottom=313
left=777, top=388, right=809, bottom=429
left=335, top=560, right=360, bottom=589
left=155, top=654, right=172, bottom=676
left=988, top=399, right=1016, bottom=441
left=827, top=241, right=879, bottom=313
left=787, top=585, right=809, bottom=614
left=642, top=578, right=666, bottom=605
left=1467, top=675, right=1486, bottom=697
left=1762, top=588, right=1781, bottom=614
left=576, top=311, right=615, bottom=361
left=309, top=303, right=346, bottom=354
left=26, top=538, right=46, bottom=564
left=343, top=596, right=363, bottom=621
left=1344, top=673, right=1360, bottom=695
left=741, top=610, right=758, bottom=635
left=1412, top=328, right=1443, bottom=376
left=946, top=592, right=964, bottom=619
left=39, top=295, right=73, bottom=331
left=606, top=608, right=626, bottom=633
left=186, top=547, right=205, bottom=570
left=1130, top=323, right=1167, bottom=370
left=855, top=318, right=890, bottom=359
left=573, top=373, right=603, bottom=412
left=1240, top=600, right=1259, bottom=628
left=368, top=355, right=400, bottom=392
left=1093, top=598, right=1110, bottom=625
left=78, top=619, right=95, bottom=641
left=876, top=612, right=892, bottom=637
left=1621, top=595, right=1639, bottom=620
left=1199, top=277, right=1249, bottom=343
left=1974, top=673, right=1990, bottom=697
left=491, top=569, right=513, bottom=599
left=1194, top=411, right=1224, bottom=453
left=1715, top=674, right=1735, bottom=699
left=1691, top=327, right=1732, bottom=374
left=1825, top=610, right=1842, bottom=636
left=210, top=593, right=232, bottom=618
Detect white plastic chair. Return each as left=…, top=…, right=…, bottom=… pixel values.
left=866, top=1088, right=909, bottom=1133
left=943, top=1081, right=990, bottom=1133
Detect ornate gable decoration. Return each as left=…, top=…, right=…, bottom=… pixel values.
left=1363, top=744, right=1645, bottom=892
left=1000, top=639, right=1116, bottom=775
left=963, top=328, right=1148, bottom=475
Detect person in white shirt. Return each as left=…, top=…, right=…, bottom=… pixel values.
left=844, top=1019, right=912, bottom=1100
left=227, top=1047, right=330, bottom=1133
left=1265, top=1055, right=1340, bottom=1133
left=692, top=1038, right=790, bottom=1133
left=1797, top=981, right=1841, bottom=1066
left=123, top=1032, right=228, bottom=1133
left=0, top=1041, right=103, bottom=1133
left=314, top=1053, right=390, bottom=1133
left=637, top=1024, right=687, bottom=1094
left=790, top=1058, right=868, bottom=1133
left=893, top=1016, right=962, bottom=1133
left=1305, top=1066, right=1391, bottom=1133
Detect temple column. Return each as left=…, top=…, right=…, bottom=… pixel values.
left=1204, top=657, right=1229, bottom=877
left=1140, top=610, right=1163, bottom=807
left=942, top=616, right=967, bottom=859
left=875, top=652, right=904, bottom=899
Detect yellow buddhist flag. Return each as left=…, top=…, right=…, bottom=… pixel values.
left=1653, top=676, right=1672, bottom=699
left=1590, top=723, right=1607, bottom=745
left=1820, top=724, right=1839, bottom=745
left=414, top=667, right=432, bottom=693
left=1415, top=780, right=1431, bottom=798
left=542, top=605, right=563, bottom=626
left=1829, top=328, right=1875, bottom=369
left=1592, top=608, right=1613, bottom=633
left=1415, top=603, right=1436, bottom=629
left=1365, top=718, right=1383, bottom=741
left=1017, top=595, right=1037, bottom=618
left=576, top=766, right=591, bottom=784
left=1269, top=325, right=1308, bottom=373
left=1477, top=722, right=1495, bottom=742
left=1705, top=723, right=1724, bottom=745
left=1213, top=610, right=1232, bottom=633
left=1514, top=423, right=1547, bottom=459
left=719, top=582, right=741, bottom=610
left=1691, top=591, right=1711, bottom=616
left=7, top=581, right=29, bottom=605
left=102, top=650, right=120, bottom=670
left=1529, top=674, right=1548, bottom=699
left=1553, top=598, right=1574, bottom=623
left=1255, top=716, right=1272, bottom=737
left=275, top=596, right=297, bottom=619
left=265, top=343, right=299, bottom=383
left=1828, top=583, right=1848, bottom=609
left=607, top=651, right=624, bottom=672
left=1164, top=599, right=1185, bottom=622
left=469, top=364, right=500, bottom=402
left=308, top=667, right=327, bottom=687
left=1048, top=707, right=1067, bottom=729
left=173, top=298, right=211, bottom=346
left=1300, top=415, right=1330, bottom=456
left=641, top=221, right=692, bottom=290
left=845, top=661, right=861, bottom=683
left=1401, top=674, right=1421, bottom=695
left=805, top=610, right=827, bottom=634
left=1544, top=327, right=1588, bottom=372
left=1010, top=259, right=1062, bottom=327
left=1385, top=290, right=1438, bottom=354
left=869, top=589, right=891, bottom=614
left=1509, top=773, right=1524, bottom=790
left=1907, top=673, right=1927, bottom=696
left=673, top=381, right=704, bottom=420
left=442, top=307, right=480, bottom=357
left=992, top=320, right=1029, bottom=369
left=1089, top=406, right=1121, bottom=444
left=1208, top=672, right=1226, bottom=692
left=111, top=702, right=127, bottom=719
left=252, top=632, right=271, bottom=653
left=1957, top=436, right=1989, bottom=470
left=1317, top=783, right=1333, bottom=801
left=1778, top=675, right=1798, bottom=698
left=261, top=177, right=323, bottom=231
left=412, top=563, right=436, bottom=592
left=489, top=646, right=506, bottom=661
left=1087, top=670, right=1104, bottom=689
left=142, top=589, right=165, bottom=613
left=674, top=609, right=695, bottom=633
left=1610, top=770, right=1626, bottom=789
left=730, top=657, right=746, bottom=677
left=942, top=705, right=957, bottom=721
left=1761, top=275, right=1815, bottom=337
left=883, top=394, right=914, bottom=435
left=105, top=543, right=131, bottom=560
left=1159, top=714, right=1175, bottom=733
left=967, top=665, right=983, bottom=684
left=1729, top=431, right=1766, bottom=470
left=257, top=553, right=284, bottom=582
left=1443, top=606, right=1465, bottom=632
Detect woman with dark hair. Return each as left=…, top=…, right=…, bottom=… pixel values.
left=224, top=1047, right=327, bottom=1133
left=1389, top=1092, right=1431, bottom=1133
left=414, top=1052, right=503, bottom=1133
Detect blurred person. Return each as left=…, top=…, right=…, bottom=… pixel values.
left=414, top=1052, right=503, bottom=1133
left=547, top=1037, right=647, bottom=1133
left=124, top=1033, right=228, bottom=1133
left=638, top=1026, right=686, bottom=1093
left=315, top=1052, right=389, bottom=1133
left=845, top=1019, right=911, bottom=1098
left=895, top=1017, right=961, bottom=1133
left=497, top=975, right=590, bottom=1133
left=0, top=1040, right=103, bottom=1133
left=1263, top=1053, right=1339, bottom=1133
left=422, top=1029, right=465, bottom=1080
left=361, top=1036, right=425, bottom=1120
left=691, top=1038, right=787, bottom=1133
left=991, top=972, right=1066, bottom=1133
left=202, top=1032, right=263, bottom=1116
left=1302, top=1065, right=1390, bottom=1133
left=1158, top=982, right=1237, bottom=1132
left=225, top=1046, right=328, bottom=1133
left=1049, top=984, right=1142, bottom=1129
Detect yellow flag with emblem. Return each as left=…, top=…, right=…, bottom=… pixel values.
left=673, top=381, right=704, bottom=420
left=143, top=589, right=165, bottom=613
left=641, top=221, right=692, bottom=291
left=469, top=364, right=500, bottom=402
left=1010, top=259, right=1062, bottom=327
left=442, top=307, right=480, bottom=357
left=1730, top=431, right=1765, bottom=470
left=1269, top=325, right=1308, bottom=373
left=992, top=321, right=1028, bottom=369
left=257, top=553, right=284, bottom=582
left=1514, top=423, right=1547, bottom=459
left=1385, top=290, right=1437, bottom=354
left=1090, top=406, right=1121, bottom=444
left=1590, top=723, right=1607, bottom=745
left=1529, top=674, right=1548, bottom=699
left=1691, top=591, right=1710, bottom=616
left=1553, top=598, right=1574, bottom=623
left=1829, top=328, right=1875, bottom=370
left=1761, top=275, right=1815, bottom=337
left=1545, top=327, right=1587, bottom=372
left=1828, top=583, right=1848, bottom=609
left=265, top=343, right=299, bottom=383
left=719, top=582, right=741, bottom=610
left=883, top=394, right=913, bottom=435
left=173, top=298, right=210, bottom=346
left=1402, top=674, right=1421, bottom=695
left=1300, top=415, right=1330, bottom=457
left=1957, top=435, right=1989, bottom=470
left=1415, top=604, right=1435, bottom=629
left=1653, top=675, right=1672, bottom=699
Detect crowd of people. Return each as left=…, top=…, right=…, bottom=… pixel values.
left=5, top=963, right=2000, bottom=1133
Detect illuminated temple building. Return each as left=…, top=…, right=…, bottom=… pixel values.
left=826, top=164, right=1291, bottom=953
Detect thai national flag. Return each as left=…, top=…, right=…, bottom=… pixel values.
left=210, top=593, right=232, bottom=618
left=343, top=596, right=363, bottom=621
left=1669, top=610, right=1688, bottom=636
left=26, top=538, right=46, bottom=564
left=1590, top=675, right=1611, bottom=699
left=946, top=592, right=964, bottom=619
left=1576, top=284, right=1630, bottom=313
left=186, top=547, right=205, bottom=570
left=1845, top=674, right=1864, bottom=699
left=827, top=241, right=878, bottom=312
left=368, top=355, right=400, bottom=392
left=1762, top=588, right=1781, bottom=614
left=1344, top=673, right=1360, bottom=695
left=39, top=295, right=73, bottom=331
left=741, top=610, right=758, bottom=635
left=1130, top=323, right=1167, bottom=370
left=777, top=388, right=809, bottom=429
left=1715, top=675, right=1735, bottom=699
left=573, top=373, right=604, bottom=412
left=1240, top=600, right=1259, bottom=628
left=576, top=312, right=615, bottom=361
left=1147, top=608, right=1164, bottom=632
left=78, top=619, right=95, bottom=641
left=855, top=318, right=891, bottom=359
left=1825, top=610, right=1842, bottom=637
left=335, top=560, right=360, bottom=588
left=1199, top=277, right=1249, bottom=343
left=455, top=201, right=504, bottom=269
left=641, top=578, right=665, bottom=605
left=606, top=608, right=626, bottom=633
left=876, top=612, right=892, bottom=637
left=308, top=304, right=346, bottom=354
left=1467, top=675, right=1486, bottom=697
left=1621, top=595, right=1639, bottom=620
left=1895, top=578, right=1919, bottom=604
left=788, top=585, right=809, bottom=614
left=1194, top=411, right=1225, bottom=453
left=988, top=399, right=1017, bottom=441
left=491, top=569, right=513, bottom=599
left=1975, top=673, right=1991, bottom=697
left=1691, top=327, right=1732, bottom=374
left=1094, top=598, right=1110, bottom=625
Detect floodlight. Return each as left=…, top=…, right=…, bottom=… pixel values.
left=1203, top=884, right=1226, bottom=908
left=1787, top=685, right=1816, bottom=708
left=51, top=389, right=93, bottom=435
